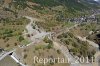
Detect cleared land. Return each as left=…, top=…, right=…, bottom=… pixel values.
left=15, top=41, right=69, bottom=66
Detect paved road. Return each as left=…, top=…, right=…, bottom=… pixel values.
left=0, top=50, right=15, bottom=61
left=11, top=52, right=27, bottom=66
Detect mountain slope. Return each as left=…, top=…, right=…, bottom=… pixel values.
left=80, top=0, right=100, bottom=8
left=30, top=0, right=99, bottom=10
left=0, top=0, right=100, bottom=19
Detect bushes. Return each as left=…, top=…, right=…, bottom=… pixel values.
left=58, top=32, right=74, bottom=39
left=43, top=36, right=53, bottom=44
left=57, top=32, right=95, bottom=57
left=23, top=54, right=27, bottom=59
left=3, top=29, right=13, bottom=34
left=46, top=43, right=53, bottom=49
left=18, top=36, right=24, bottom=42
left=43, top=36, right=53, bottom=49
left=1, top=29, right=13, bottom=38
left=6, top=44, right=10, bottom=47
left=57, top=50, right=61, bottom=54
left=57, top=33, right=68, bottom=38
left=64, top=39, right=69, bottom=45
left=32, top=0, right=59, bottom=7
left=13, top=0, right=27, bottom=9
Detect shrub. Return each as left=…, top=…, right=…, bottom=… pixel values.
left=18, top=36, right=24, bottom=42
